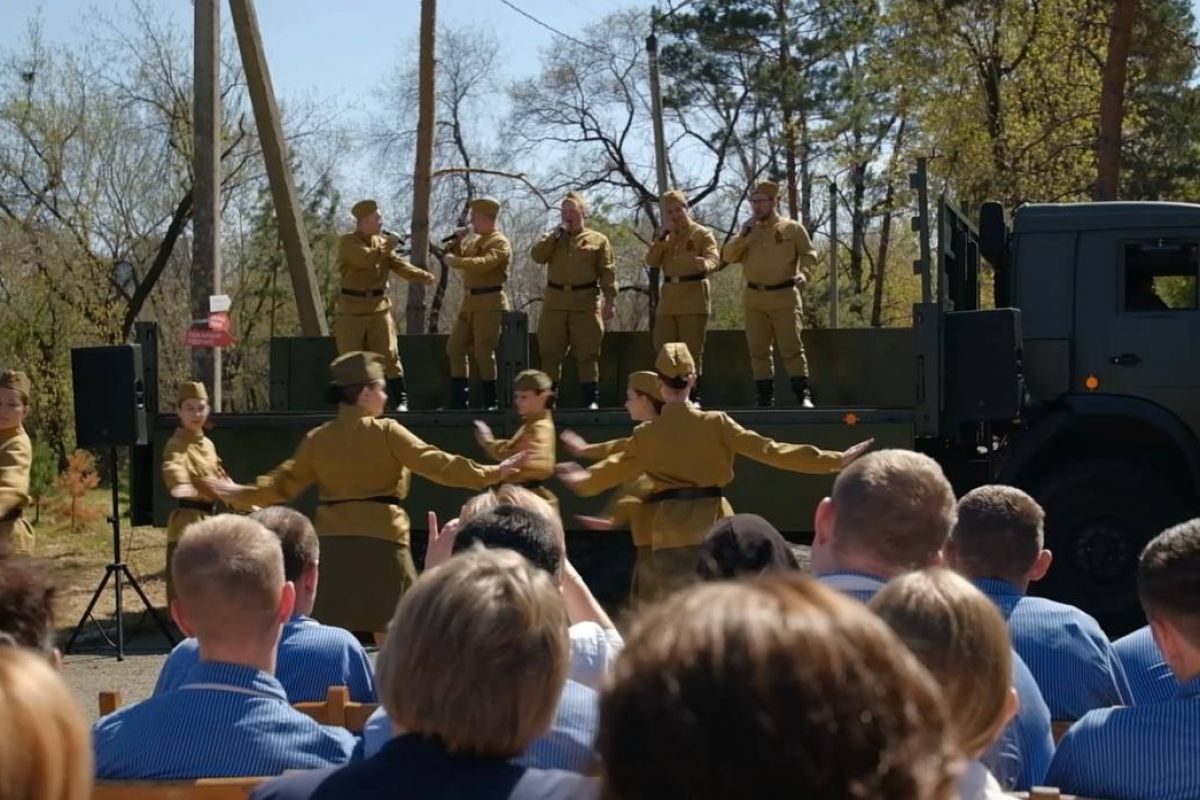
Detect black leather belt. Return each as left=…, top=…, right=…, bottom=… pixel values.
left=547, top=281, right=599, bottom=292
left=0, top=507, right=22, bottom=523
left=664, top=274, right=706, bottom=284
left=747, top=279, right=797, bottom=291
left=341, top=288, right=386, bottom=298
left=468, top=286, right=504, bottom=296
left=319, top=495, right=402, bottom=507
left=645, top=486, right=723, bottom=504
left=177, top=499, right=217, bottom=514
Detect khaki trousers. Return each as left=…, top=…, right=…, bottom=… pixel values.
left=537, top=308, right=603, bottom=383
left=744, top=306, right=808, bottom=380
left=446, top=308, right=503, bottom=379
left=335, top=311, right=403, bottom=378
left=653, top=313, right=709, bottom=374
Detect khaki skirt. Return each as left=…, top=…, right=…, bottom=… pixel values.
left=311, top=535, right=417, bottom=633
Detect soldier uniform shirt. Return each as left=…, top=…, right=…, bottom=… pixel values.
left=336, top=231, right=430, bottom=315
left=93, top=660, right=358, bottom=779
left=449, top=230, right=511, bottom=311
left=1114, top=624, right=1176, bottom=705
left=530, top=228, right=617, bottom=312
left=721, top=214, right=817, bottom=310
left=0, top=424, right=34, bottom=553
left=1046, top=673, right=1200, bottom=800
left=480, top=410, right=556, bottom=505
left=153, top=615, right=377, bottom=703
left=972, top=578, right=1133, bottom=719
left=645, top=220, right=719, bottom=315
left=161, top=427, right=228, bottom=539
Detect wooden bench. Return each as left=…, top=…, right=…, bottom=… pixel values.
left=92, top=777, right=266, bottom=800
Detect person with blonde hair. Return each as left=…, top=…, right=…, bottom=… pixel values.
left=0, top=646, right=91, bottom=800
left=597, top=573, right=958, bottom=800
left=869, top=569, right=1020, bottom=799
left=251, top=547, right=598, bottom=800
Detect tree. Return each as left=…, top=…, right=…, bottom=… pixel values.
left=1096, top=0, right=1141, bottom=200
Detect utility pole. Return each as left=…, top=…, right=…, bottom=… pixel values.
left=192, top=0, right=221, bottom=409
left=646, top=31, right=669, bottom=321
left=408, top=0, right=437, bottom=334
left=829, top=181, right=839, bottom=329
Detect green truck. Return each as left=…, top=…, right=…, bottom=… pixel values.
left=130, top=184, right=1200, bottom=632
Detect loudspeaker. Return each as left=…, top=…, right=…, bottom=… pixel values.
left=943, top=308, right=1024, bottom=423
left=71, top=345, right=148, bottom=447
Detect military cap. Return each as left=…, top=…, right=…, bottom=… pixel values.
left=470, top=197, right=501, bottom=217
left=513, top=369, right=553, bottom=393
left=351, top=199, right=379, bottom=221
left=751, top=180, right=780, bottom=199
left=627, top=370, right=662, bottom=402
left=655, top=343, right=696, bottom=379
left=562, top=191, right=588, bottom=216
left=330, top=351, right=386, bottom=386
left=0, top=371, right=31, bottom=402
left=176, top=381, right=208, bottom=405
left=661, top=189, right=688, bottom=208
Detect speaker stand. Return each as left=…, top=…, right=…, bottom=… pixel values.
left=64, top=447, right=177, bottom=660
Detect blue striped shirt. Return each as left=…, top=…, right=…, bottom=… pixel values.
left=154, top=615, right=377, bottom=703
left=818, top=571, right=1055, bottom=790
left=1114, top=624, right=1177, bottom=705
left=362, top=679, right=599, bottom=774
left=973, top=578, right=1132, bottom=719
left=93, top=660, right=358, bottom=779
left=1046, top=673, right=1200, bottom=800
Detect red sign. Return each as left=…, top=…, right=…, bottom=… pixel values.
left=185, top=328, right=235, bottom=348
left=208, top=311, right=230, bottom=332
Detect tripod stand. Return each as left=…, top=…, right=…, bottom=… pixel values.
left=65, top=446, right=176, bottom=660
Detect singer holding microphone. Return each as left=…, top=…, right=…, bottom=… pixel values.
left=334, top=199, right=435, bottom=412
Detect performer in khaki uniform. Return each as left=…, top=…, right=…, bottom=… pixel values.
left=530, top=191, right=617, bottom=410
left=444, top=197, right=511, bottom=410
left=473, top=370, right=558, bottom=510
left=558, top=343, right=871, bottom=594
left=207, top=352, right=525, bottom=641
left=335, top=199, right=435, bottom=412
left=721, top=180, right=819, bottom=408
left=0, top=371, right=35, bottom=555
left=646, top=190, right=719, bottom=405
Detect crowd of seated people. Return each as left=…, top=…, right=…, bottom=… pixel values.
left=0, top=449, right=1197, bottom=799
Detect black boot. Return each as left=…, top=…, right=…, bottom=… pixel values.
left=387, top=376, right=408, bottom=412
left=481, top=380, right=499, bottom=411
left=449, top=377, right=469, bottom=410
left=581, top=382, right=600, bottom=410
left=755, top=379, right=775, bottom=409
left=791, top=376, right=814, bottom=409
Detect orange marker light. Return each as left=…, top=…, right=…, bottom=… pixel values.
left=843, top=412, right=859, bottom=426
left=1085, top=375, right=1100, bottom=391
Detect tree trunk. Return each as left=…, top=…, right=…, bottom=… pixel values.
left=850, top=161, right=866, bottom=293
left=799, top=111, right=812, bottom=225
left=192, top=0, right=220, bottom=405
left=778, top=0, right=799, bottom=218
left=1096, top=0, right=1139, bottom=201
left=873, top=118, right=907, bottom=328
left=407, top=0, right=437, bottom=334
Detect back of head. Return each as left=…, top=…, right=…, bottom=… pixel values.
left=250, top=506, right=319, bottom=583
left=598, top=574, right=957, bottom=800
left=869, top=568, right=1013, bottom=759
left=452, top=504, right=564, bottom=578
left=949, top=485, right=1044, bottom=583
left=1138, top=518, right=1200, bottom=647
left=376, top=547, right=569, bottom=757
left=831, top=449, right=956, bottom=572
left=696, top=514, right=799, bottom=581
left=0, top=557, right=56, bottom=655
left=171, top=515, right=285, bottom=642
left=0, top=646, right=91, bottom=800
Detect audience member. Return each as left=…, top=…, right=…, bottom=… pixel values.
left=1114, top=623, right=1176, bottom=705
left=0, top=556, right=60, bottom=666
left=946, top=485, right=1132, bottom=719
left=251, top=547, right=598, bottom=800
left=92, top=515, right=357, bottom=779
left=695, top=512, right=798, bottom=580
left=1047, top=518, right=1200, bottom=799
left=154, top=506, right=376, bottom=702
left=870, top=569, right=1019, bottom=799
left=0, top=646, right=91, bottom=800
left=597, top=573, right=958, bottom=800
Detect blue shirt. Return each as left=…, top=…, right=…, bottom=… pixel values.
left=1114, top=624, right=1177, bottom=705
left=363, top=679, right=599, bottom=774
left=93, top=661, right=358, bottom=779
left=818, top=571, right=1055, bottom=790
left=973, top=578, right=1132, bottom=719
left=1046, top=674, right=1200, bottom=800
left=154, top=615, right=376, bottom=703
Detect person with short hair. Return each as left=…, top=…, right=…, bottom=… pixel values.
left=92, top=515, right=357, bottom=779
left=1046, top=518, right=1200, bottom=799
left=154, top=506, right=375, bottom=702
left=0, top=647, right=92, bottom=800
left=0, top=556, right=59, bottom=666
left=597, top=573, right=958, bottom=800
left=870, top=569, right=1020, bottom=799
left=695, top=513, right=799, bottom=581
left=946, top=485, right=1132, bottom=719
left=474, top=370, right=558, bottom=510
left=250, top=547, right=598, bottom=800
left=0, top=369, right=35, bottom=554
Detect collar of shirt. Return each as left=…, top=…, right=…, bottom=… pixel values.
left=178, top=660, right=289, bottom=703
left=336, top=403, right=376, bottom=423
left=1176, top=673, right=1200, bottom=699
left=519, top=410, right=550, bottom=424
left=660, top=401, right=693, bottom=418
left=816, top=571, right=887, bottom=595
left=173, top=426, right=206, bottom=443
left=0, top=426, right=23, bottom=440
left=754, top=214, right=781, bottom=228
left=287, top=614, right=319, bottom=630
left=971, top=577, right=1024, bottom=598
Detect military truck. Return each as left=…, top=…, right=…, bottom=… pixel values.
left=129, top=178, right=1200, bottom=632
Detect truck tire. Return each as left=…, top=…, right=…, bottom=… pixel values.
left=1032, top=459, right=1189, bottom=634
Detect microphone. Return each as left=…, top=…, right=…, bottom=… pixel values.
left=440, top=233, right=458, bottom=244
left=382, top=227, right=408, bottom=242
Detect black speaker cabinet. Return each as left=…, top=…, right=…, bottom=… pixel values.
left=71, top=345, right=149, bottom=448
left=944, top=308, right=1024, bottom=423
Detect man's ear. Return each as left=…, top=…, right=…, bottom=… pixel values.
left=1028, top=549, right=1053, bottom=583
left=813, top=497, right=836, bottom=546
left=170, top=598, right=196, bottom=638
left=276, top=581, right=297, bottom=625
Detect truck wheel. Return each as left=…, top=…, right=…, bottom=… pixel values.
left=1032, top=459, right=1189, bottom=634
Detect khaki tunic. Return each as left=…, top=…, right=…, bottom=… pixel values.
left=647, top=221, right=719, bottom=374
left=480, top=410, right=558, bottom=509
left=161, top=428, right=228, bottom=544
left=0, top=427, right=34, bottom=554
left=447, top=230, right=512, bottom=380
left=571, top=402, right=843, bottom=550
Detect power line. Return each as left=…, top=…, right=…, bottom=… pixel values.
left=496, top=0, right=640, bottom=67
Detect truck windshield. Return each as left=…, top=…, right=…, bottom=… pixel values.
left=1123, top=241, right=1198, bottom=312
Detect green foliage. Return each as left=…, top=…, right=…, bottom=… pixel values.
left=27, top=436, right=56, bottom=523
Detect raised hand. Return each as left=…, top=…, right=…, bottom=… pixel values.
left=555, top=461, right=588, bottom=488
left=425, top=510, right=461, bottom=569
left=559, top=429, right=589, bottom=457
left=473, top=420, right=494, bottom=448
left=498, top=450, right=531, bottom=478
left=575, top=515, right=614, bottom=531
